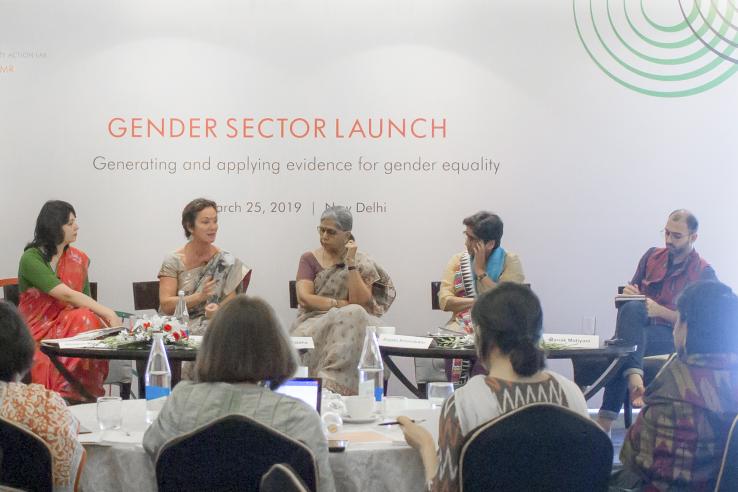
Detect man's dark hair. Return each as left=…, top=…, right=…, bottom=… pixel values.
left=0, top=301, right=35, bottom=382
left=677, top=281, right=738, bottom=354
left=669, top=209, right=699, bottom=234
left=463, top=211, right=504, bottom=248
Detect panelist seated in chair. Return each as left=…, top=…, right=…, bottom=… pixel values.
left=143, top=296, right=335, bottom=492
left=158, top=198, right=250, bottom=336
left=438, top=211, right=524, bottom=334
left=398, top=283, right=588, bottom=491
left=291, top=206, right=395, bottom=396
left=597, top=210, right=717, bottom=433
left=18, top=200, right=120, bottom=401
left=612, top=281, right=738, bottom=492
left=0, top=301, right=85, bottom=491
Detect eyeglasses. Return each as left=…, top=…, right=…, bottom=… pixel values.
left=662, top=229, right=687, bottom=241
left=317, top=226, right=341, bottom=237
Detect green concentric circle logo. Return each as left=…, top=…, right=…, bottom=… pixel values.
left=573, top=0, right=738, bottom=97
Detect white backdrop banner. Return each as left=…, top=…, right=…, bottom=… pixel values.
left=1, top=1, right=736, bottom=376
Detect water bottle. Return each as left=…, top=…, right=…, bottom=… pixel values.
left=358, top=325, right=384, bottom=402
left=145, top=332, right=171, bottom=423
left=174, top=290, right=189, bottom=335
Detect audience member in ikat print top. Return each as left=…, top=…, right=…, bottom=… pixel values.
left=398, top=283, right=588, bottom=492
left=17, top=200, right=120, bottom=400
left=0, top=301, right=85, bottom=491
left=597, top=209, right=717, bottom=433
left=612, top=281, right=738, bottom=492
left=291, top=206, right=395, bottom=396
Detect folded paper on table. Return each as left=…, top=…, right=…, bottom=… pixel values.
left=378, top=334, right=432, bottom=349
left=330, top=431, right=395, bottom=443
left=542, top=334, right=599, bottom=349
left=77, top=430, right=145, bottom=446
left=44, top=326, right=124, bottom=344
left=58, top=340, right=107, bottom=349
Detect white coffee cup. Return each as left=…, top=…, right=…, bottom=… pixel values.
left=376, top=326, right=396, bottom=336
left=344, top=395, right=374, bottom=419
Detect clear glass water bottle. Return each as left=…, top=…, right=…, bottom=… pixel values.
left=358, top=325, right=384, bottom=402
left=145, top=332, right=171, bottom=423
left=174, top=290, right=189, bottom=335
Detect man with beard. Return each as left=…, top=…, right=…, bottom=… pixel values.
left=596, top=210, right=717, bottom=433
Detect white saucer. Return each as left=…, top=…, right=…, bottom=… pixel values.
left=342, top=415, right=379, bottom=424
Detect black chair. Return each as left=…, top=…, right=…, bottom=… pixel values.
left=459, top=404, right=613, bottom=492
left=261, top=463, right=311, bottom=492
left=132, top=280, right=160, bottom=310
left=0, top=416, right=53, bottom=492
left=289, top=280, right=299, bottom=309
left=155, top=414, right=318, bottom=492
left=715, top=414, right=738, bottom=492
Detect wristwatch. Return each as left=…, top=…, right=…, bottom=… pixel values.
left=477, top=272, right=488, bottom=282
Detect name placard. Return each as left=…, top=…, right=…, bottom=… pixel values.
left=378, top=334, right=433, bottom=349
left=542, top=333, right=600, bottom=349
left=291, top=337, right=315, bottom=349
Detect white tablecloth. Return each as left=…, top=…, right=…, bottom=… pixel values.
left=71, top=399, right=439, bottom=492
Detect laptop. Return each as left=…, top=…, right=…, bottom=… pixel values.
left=274, top=377, right=322, bottom=413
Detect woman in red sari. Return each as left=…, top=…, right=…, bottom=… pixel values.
left=18, top=200, right=121, bottom=401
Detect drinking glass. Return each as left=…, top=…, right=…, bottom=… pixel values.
left=582, top=316, right=597, bottom=336
left=97, top=396, right=122, bottom=430
left=427, top=382, right=455, bottom=408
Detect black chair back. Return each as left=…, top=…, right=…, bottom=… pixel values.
left=261, top=463, right=311, bottom=492
left=155, top=414, right=318, bottom=492
left=459, top=403, right=613, bottom=492
left=289, top=280, right=299, bottom=309
left=715, top=414, right=738, bottom=492
left=132, top=280, right=160, bottom=311
left=0, top=416, right=53, bottom=492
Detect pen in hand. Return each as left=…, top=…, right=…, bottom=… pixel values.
left=378, top=419, right=426, bottom=426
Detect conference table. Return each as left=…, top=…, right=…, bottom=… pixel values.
left=71, top=399, right=438, bottom=492
left=380, top=344, right=637, bottom=399
left=40, top=342, right=197, bottom=402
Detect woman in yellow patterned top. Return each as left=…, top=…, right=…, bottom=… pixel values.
left=0, top=300, right=85, bottom=491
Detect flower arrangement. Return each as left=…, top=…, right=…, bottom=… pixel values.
left=103, top=315, right=193, bottom=348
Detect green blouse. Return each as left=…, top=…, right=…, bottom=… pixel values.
left=18, top=248, right=90, bottom=295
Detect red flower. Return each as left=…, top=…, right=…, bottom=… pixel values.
left=163, top=324, right=172, bottom=332
left=173, top=332, right=180, bottom=341
left=144, top=322, right=151, bottom=329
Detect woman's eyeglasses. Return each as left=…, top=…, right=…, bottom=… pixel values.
left=317, top=226, right=341, bottom=236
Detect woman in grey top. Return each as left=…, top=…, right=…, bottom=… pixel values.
left=143, top=295, right=335, bottom=492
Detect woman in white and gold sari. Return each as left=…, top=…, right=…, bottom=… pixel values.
left=292, top=206, right=395, bottom=395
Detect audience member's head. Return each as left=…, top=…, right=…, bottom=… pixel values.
left=675, top=280, right=738, bottom=355
left=471, top=283, right=545, bottom=376
left=25, top=199, right=76, bottom=262
left=463, top=211, right=503, bottom=250
left=182, top=198, right=217, bottom=239
left=195, top=295, right=298, bottom=389
left=664, top=209, right=698, bottom=257
left=0, top=301, right=35, bottom=383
